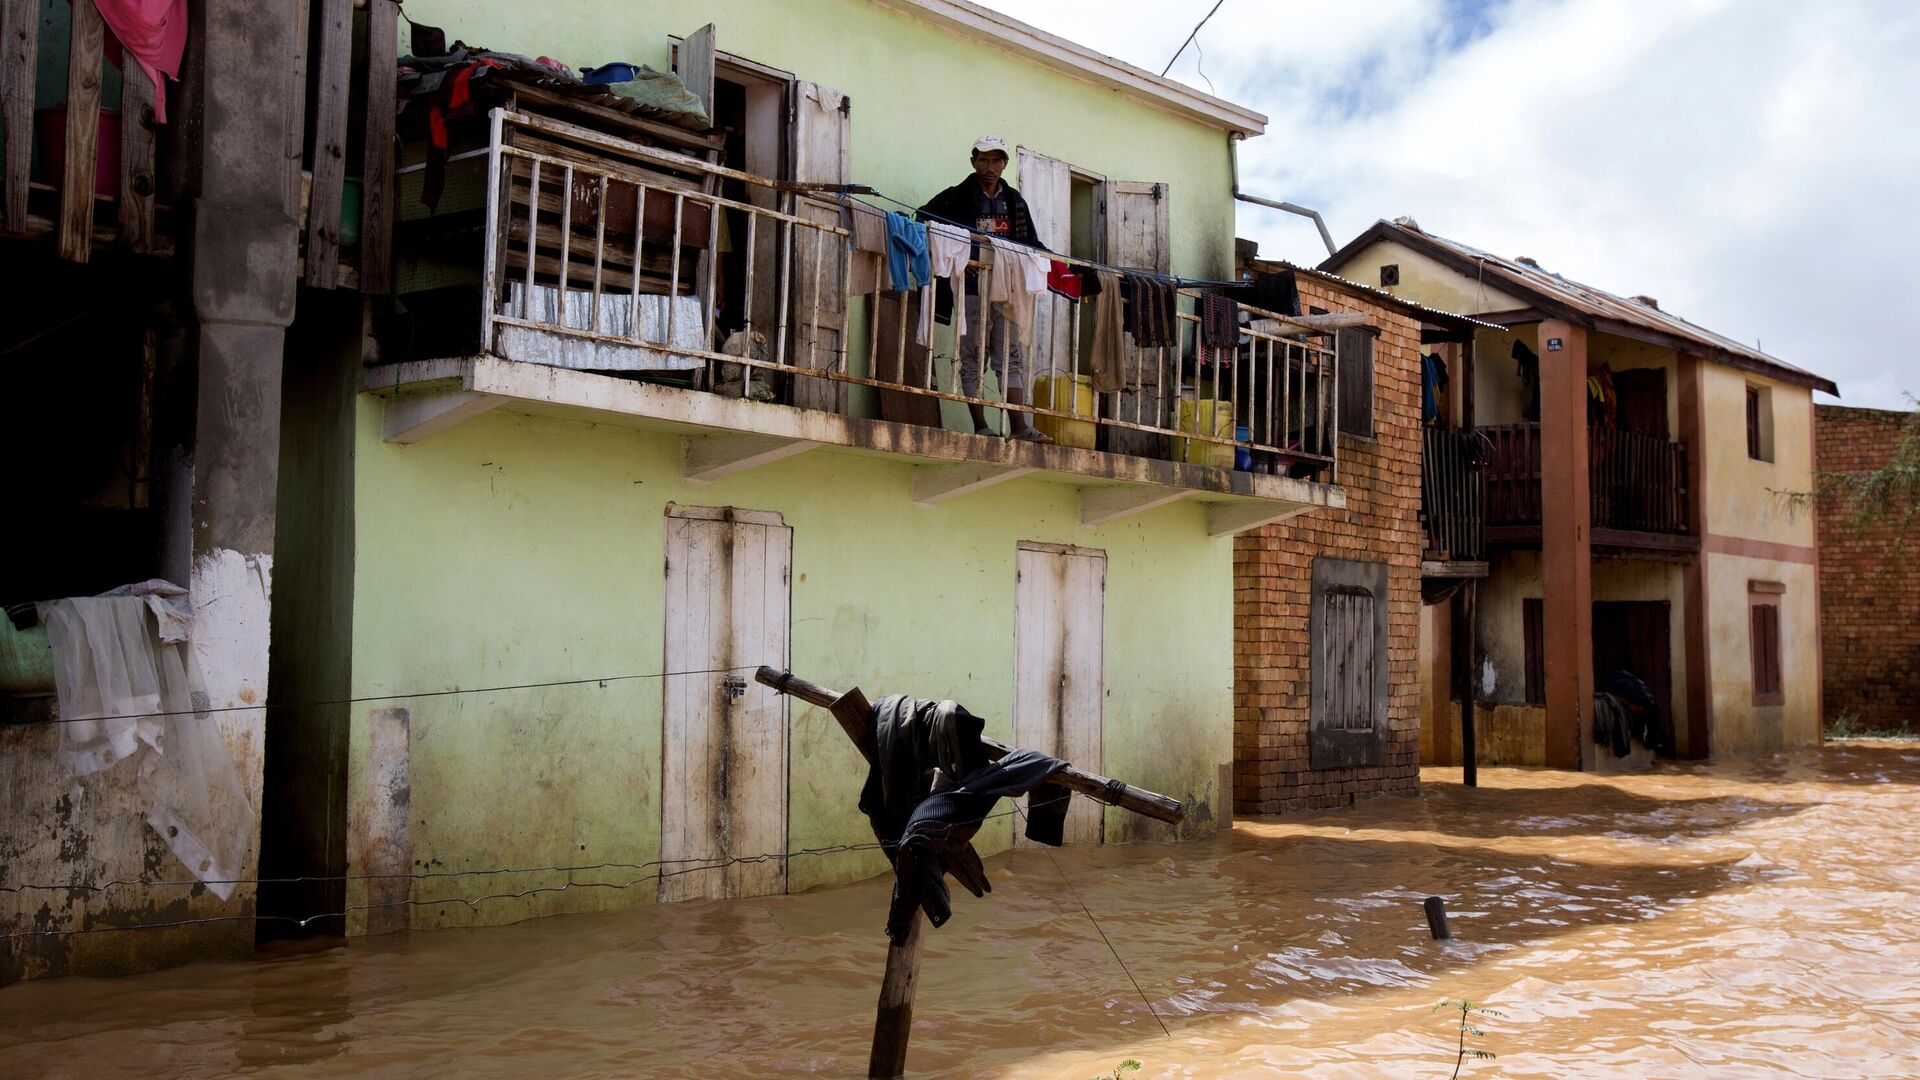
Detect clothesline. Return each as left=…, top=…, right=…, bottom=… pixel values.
left=850, top=186, right=1252, bottom=290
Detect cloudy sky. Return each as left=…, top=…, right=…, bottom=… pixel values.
left=980, top=0, right=1919, bottom=408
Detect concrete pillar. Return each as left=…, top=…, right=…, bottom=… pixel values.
left=1538, top=320, right=1592, bottom=769
left=1677, top=351, right=1713, bottom=758
left=179, top=0, right=301, bottom=942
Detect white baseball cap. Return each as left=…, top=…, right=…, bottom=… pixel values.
left=971, top=133, right=1010, bottom=156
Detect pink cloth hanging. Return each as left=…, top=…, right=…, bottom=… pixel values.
left=91, top=0, right=189, bottom=123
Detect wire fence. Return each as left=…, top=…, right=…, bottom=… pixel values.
left=1, top=794, right=1075, bottom=941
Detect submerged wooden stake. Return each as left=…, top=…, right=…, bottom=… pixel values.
left=1424, top=896, right=1453, bottom=940
left=869, top=913, right=925, bottom=1080
left=754, top=666, right=1185, bottom=1078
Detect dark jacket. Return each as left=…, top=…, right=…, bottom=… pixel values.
left=858, top=694, right=1069, bottom=945
left=917, top=174, right=1050, bottom=323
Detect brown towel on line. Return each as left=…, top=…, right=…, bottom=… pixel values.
left=1200, top=291, right=1238, bottom=370
left=1121, top=273, right=1177, bottom=349
left=1089, top=269, right=1126, bottom=392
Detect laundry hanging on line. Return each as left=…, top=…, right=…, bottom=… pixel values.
left=885, top=212, right=931, bottom=293
left=1121, top=273, right=1178, bottom=349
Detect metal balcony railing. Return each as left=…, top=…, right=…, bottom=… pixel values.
left=475, top=108, right=1338, bottom=475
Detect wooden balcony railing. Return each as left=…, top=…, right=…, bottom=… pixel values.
left=1421, top=428, right=1486, bottom=562
left=1480, top=422, right=1691, bottom=536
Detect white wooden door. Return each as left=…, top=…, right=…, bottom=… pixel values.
left=787, top=80, right=851, bottom=413
left=1102, top=180, right=1171, bottom=450
left=1016, top=148, right=1072, bottom=384
left=660, top=507, right=792, bottom=901
left=1013, top=542, right=1106, bottom=845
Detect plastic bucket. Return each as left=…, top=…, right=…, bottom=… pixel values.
left=1176, top=399, right=1236, bottom=468
left=36, top=106, right=122, bottom=198
left=1032, top=373, right=1096, bottom=449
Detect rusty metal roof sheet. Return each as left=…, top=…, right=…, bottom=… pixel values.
left=1323, top=219, right=1837, bottom=395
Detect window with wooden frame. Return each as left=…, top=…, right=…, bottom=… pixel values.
left=1522, top=598, right=1546, bottom=706
left=1745, top=384, right=1775, bottom=462
left=1749, top=581, right=1784, bottom=705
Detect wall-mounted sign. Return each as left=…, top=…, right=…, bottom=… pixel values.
left=1546, top=337, right=1564, bottom=351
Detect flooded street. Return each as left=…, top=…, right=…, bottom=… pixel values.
left=6, top=741, right=1918, bottom=1078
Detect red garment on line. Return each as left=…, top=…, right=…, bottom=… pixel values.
left=90, top=0, right=189, bottom=123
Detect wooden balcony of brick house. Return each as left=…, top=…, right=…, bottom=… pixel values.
left=1478, top=421, right=1697, bottom=552
left=0, top=0, right=176, bottom=262
left=1420, top=426, right=1489, bottom=578
left=366, top=104, right=1351, bottom=535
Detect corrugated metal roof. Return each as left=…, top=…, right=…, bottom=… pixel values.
left=1263, top=257, right=1505, bottom=331
left=1324, top=220, right=1837, bottom=394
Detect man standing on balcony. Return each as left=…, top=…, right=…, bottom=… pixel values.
left=920, top=135, right=1051, bottom=442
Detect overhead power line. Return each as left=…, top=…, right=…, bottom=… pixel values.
left=1162, top=0, right=1229, bottom=79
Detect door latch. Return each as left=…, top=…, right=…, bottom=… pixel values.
left=721, top=674, right=747, bottom=701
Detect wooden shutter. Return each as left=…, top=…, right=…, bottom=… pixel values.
left=1751, top=602, right=1782, bottom=703
left=1523, top=598, right=1546, bottom=706
left=1325, top=588, right=1377, bottom=732
left=1615, top=368, right=1669, bottom=438
left=676, top=24, right=716, bottom=119
left=787, top=80, right=850, bottom=413
left=1337, top=328, right=1375, bottom=438
left=1746, top=388, right=1762, bottom=459
left=1016, top=148, right=1073, bottom=384
left=1101, top=180, right=1169, bottom=436
left=1309, top=558, right=1389, bottom=769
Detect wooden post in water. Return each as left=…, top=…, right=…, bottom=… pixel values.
left=1424, top=896, right=1453, bottom=940
left=753, top=666, right=1183, bottom=1079
left=1460, top=578, right=1479, bottom=788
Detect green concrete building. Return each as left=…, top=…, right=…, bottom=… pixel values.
left=266, top=0, right=1353, bottom=936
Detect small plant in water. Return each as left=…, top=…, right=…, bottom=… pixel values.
left=1433, top=999, right=1501, bottom=1077
left=1086, top=1060, right=1141, bottom=1080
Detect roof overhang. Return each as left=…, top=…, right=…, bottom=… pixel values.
left=1322, top=222, right=1839, bottom=396
left=873, top=0, right=1268, bottom=136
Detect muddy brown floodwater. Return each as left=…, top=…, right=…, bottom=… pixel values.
left=6, top=742, right=1920, bottom=1078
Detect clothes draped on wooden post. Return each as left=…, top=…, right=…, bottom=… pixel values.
left=859, top=694, right=1069, bottom=945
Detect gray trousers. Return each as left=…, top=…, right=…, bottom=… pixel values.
left=954, top=294, right=1025, bottom=397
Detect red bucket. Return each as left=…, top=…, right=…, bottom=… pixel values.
left=36, top=105, right=123, bottom=199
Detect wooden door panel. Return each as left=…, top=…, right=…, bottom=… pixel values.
left=1013, top=543, right=1105, bottom=845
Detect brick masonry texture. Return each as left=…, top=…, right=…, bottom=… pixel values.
left=1815, top=405, right=1920, bottom=728
left=1232, top=274, right=1425, bottom=815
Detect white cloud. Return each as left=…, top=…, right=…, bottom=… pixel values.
left=980, top=0, right=1920, bottom=407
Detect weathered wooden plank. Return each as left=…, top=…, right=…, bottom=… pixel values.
left=753, top=667, right=1185, bottom=825
left=358, top=0, right=399, bottom=292
left=868, top=914, right=924, bottom=1080
left=678, top=23, right=715, bottom=120
left=59, top=0, right=105, bottom=262
left=117, top=64, right=156, bottom=253
left=0, top=0, right=38, bottom=233
left=303, top=0, right=352, bottom=288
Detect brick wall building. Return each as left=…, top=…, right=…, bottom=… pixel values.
left=1815, top=404, right=1919, bottom=729
left=1232, top=258, right=1453, bottom=814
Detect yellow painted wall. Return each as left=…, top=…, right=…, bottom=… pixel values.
left=1705, top=556, right=1820, bottom=752
left=1471, top=325, right=1533, bottom=425
left=1471, top=550, right=1688, bottom=732
left=343, top=403, right=1234, bottom=930
left=1330, top=239, right=1528, bottom=315
left=1701, top=364, right=1816, bottom=546
left=1589, top=334, right=1679, bottom=436
left=1476, top=549, right=1539, bottom=704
